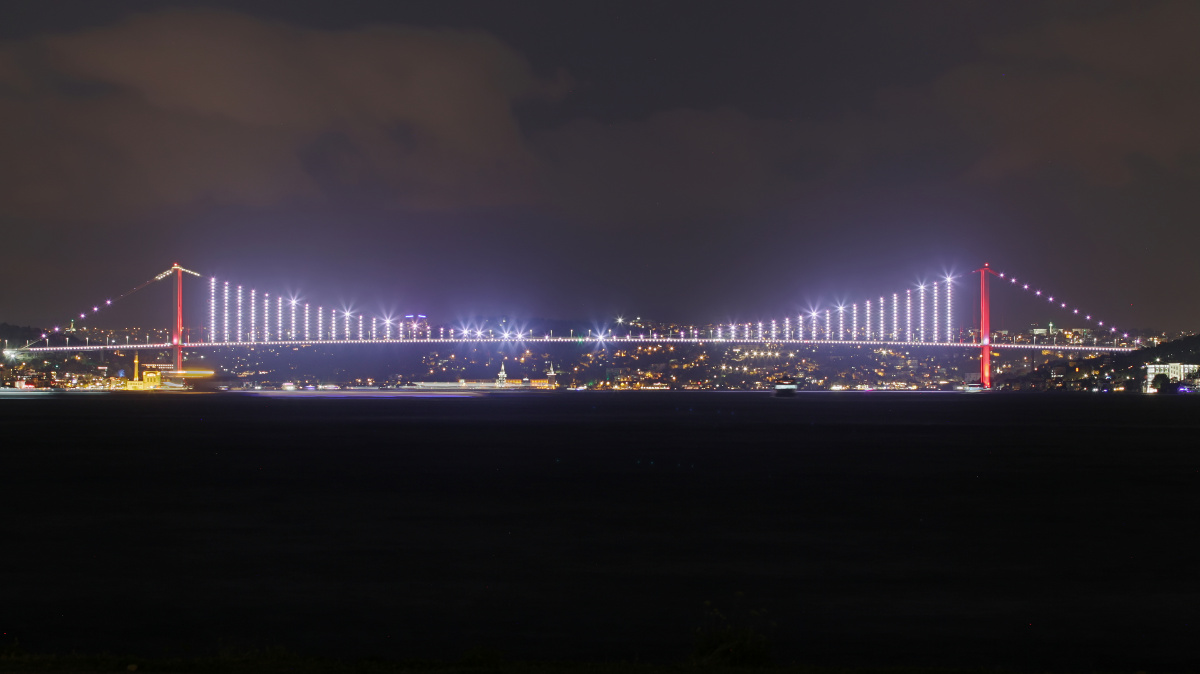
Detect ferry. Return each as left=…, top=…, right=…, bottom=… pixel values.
left=774, top=377, right=798, bottom=397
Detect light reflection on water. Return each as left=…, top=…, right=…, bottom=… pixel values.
left=247, top=389, right=485, bottom=398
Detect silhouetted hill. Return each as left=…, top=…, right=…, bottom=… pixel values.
left=0, top=322, right=41, bottom=346
left=1111, top=334, right=1200, bottom=373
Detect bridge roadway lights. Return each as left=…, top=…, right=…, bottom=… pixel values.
left=16, top=338, right=1138, bottom=353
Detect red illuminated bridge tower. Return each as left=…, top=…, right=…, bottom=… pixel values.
left=172, top=263, right=184, bottom=371
left=976, top=263, right=999, bottom=388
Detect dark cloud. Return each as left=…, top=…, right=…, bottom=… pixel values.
left=10, top=3, right=1194, bottom=227
left=927, top=0, right=1200, bottom=184
left=0, top=9, right=564, bottom=220
left=1, top=2, right=1198, bottom=331
left=533, top=109, right=833, bottom=226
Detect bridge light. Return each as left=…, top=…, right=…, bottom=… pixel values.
left=236, top=286, right=243, bottom=342
left=945, top=279, right=953, bottom=342
left=931, top=284, right=938, bottom=344
left=918, top=284, right=926, bottom=342
left=905, top=289, right=912, bottom=342
left=892, top=294, right=899, bottom=341
left=210, top=277, right=217, bottom=343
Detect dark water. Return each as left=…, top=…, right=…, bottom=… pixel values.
left=4, top=391, right=1199, bottom=670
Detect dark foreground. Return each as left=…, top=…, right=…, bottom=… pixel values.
left=3, top=391, right=1199, bottom=671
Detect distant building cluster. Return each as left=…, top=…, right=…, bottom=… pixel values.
left=3, top=317, right=1192, bottom=393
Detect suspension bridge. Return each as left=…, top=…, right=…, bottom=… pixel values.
left=8, top=262, right=1141, bottom=388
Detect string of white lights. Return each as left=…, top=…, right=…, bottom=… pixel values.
left=996, top=271, right=1126, bottom=337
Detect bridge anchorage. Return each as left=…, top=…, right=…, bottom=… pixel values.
left=9, top=262, right=1139, bottom=388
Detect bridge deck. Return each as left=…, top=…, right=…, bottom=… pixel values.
left=10, top=338, right=1138, bottom=353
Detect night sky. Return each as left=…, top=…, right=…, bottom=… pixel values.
left=2, top=1, right=1197, bottom=334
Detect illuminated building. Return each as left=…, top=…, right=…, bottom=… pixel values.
left=1145, top=362, right=1199, bottom=393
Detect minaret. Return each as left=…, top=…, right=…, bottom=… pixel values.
left=497, top=361, right=507, bottom=387
left=133, top=351, right=140, bottom=382
left=546, top=361, right=557, bottom=389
